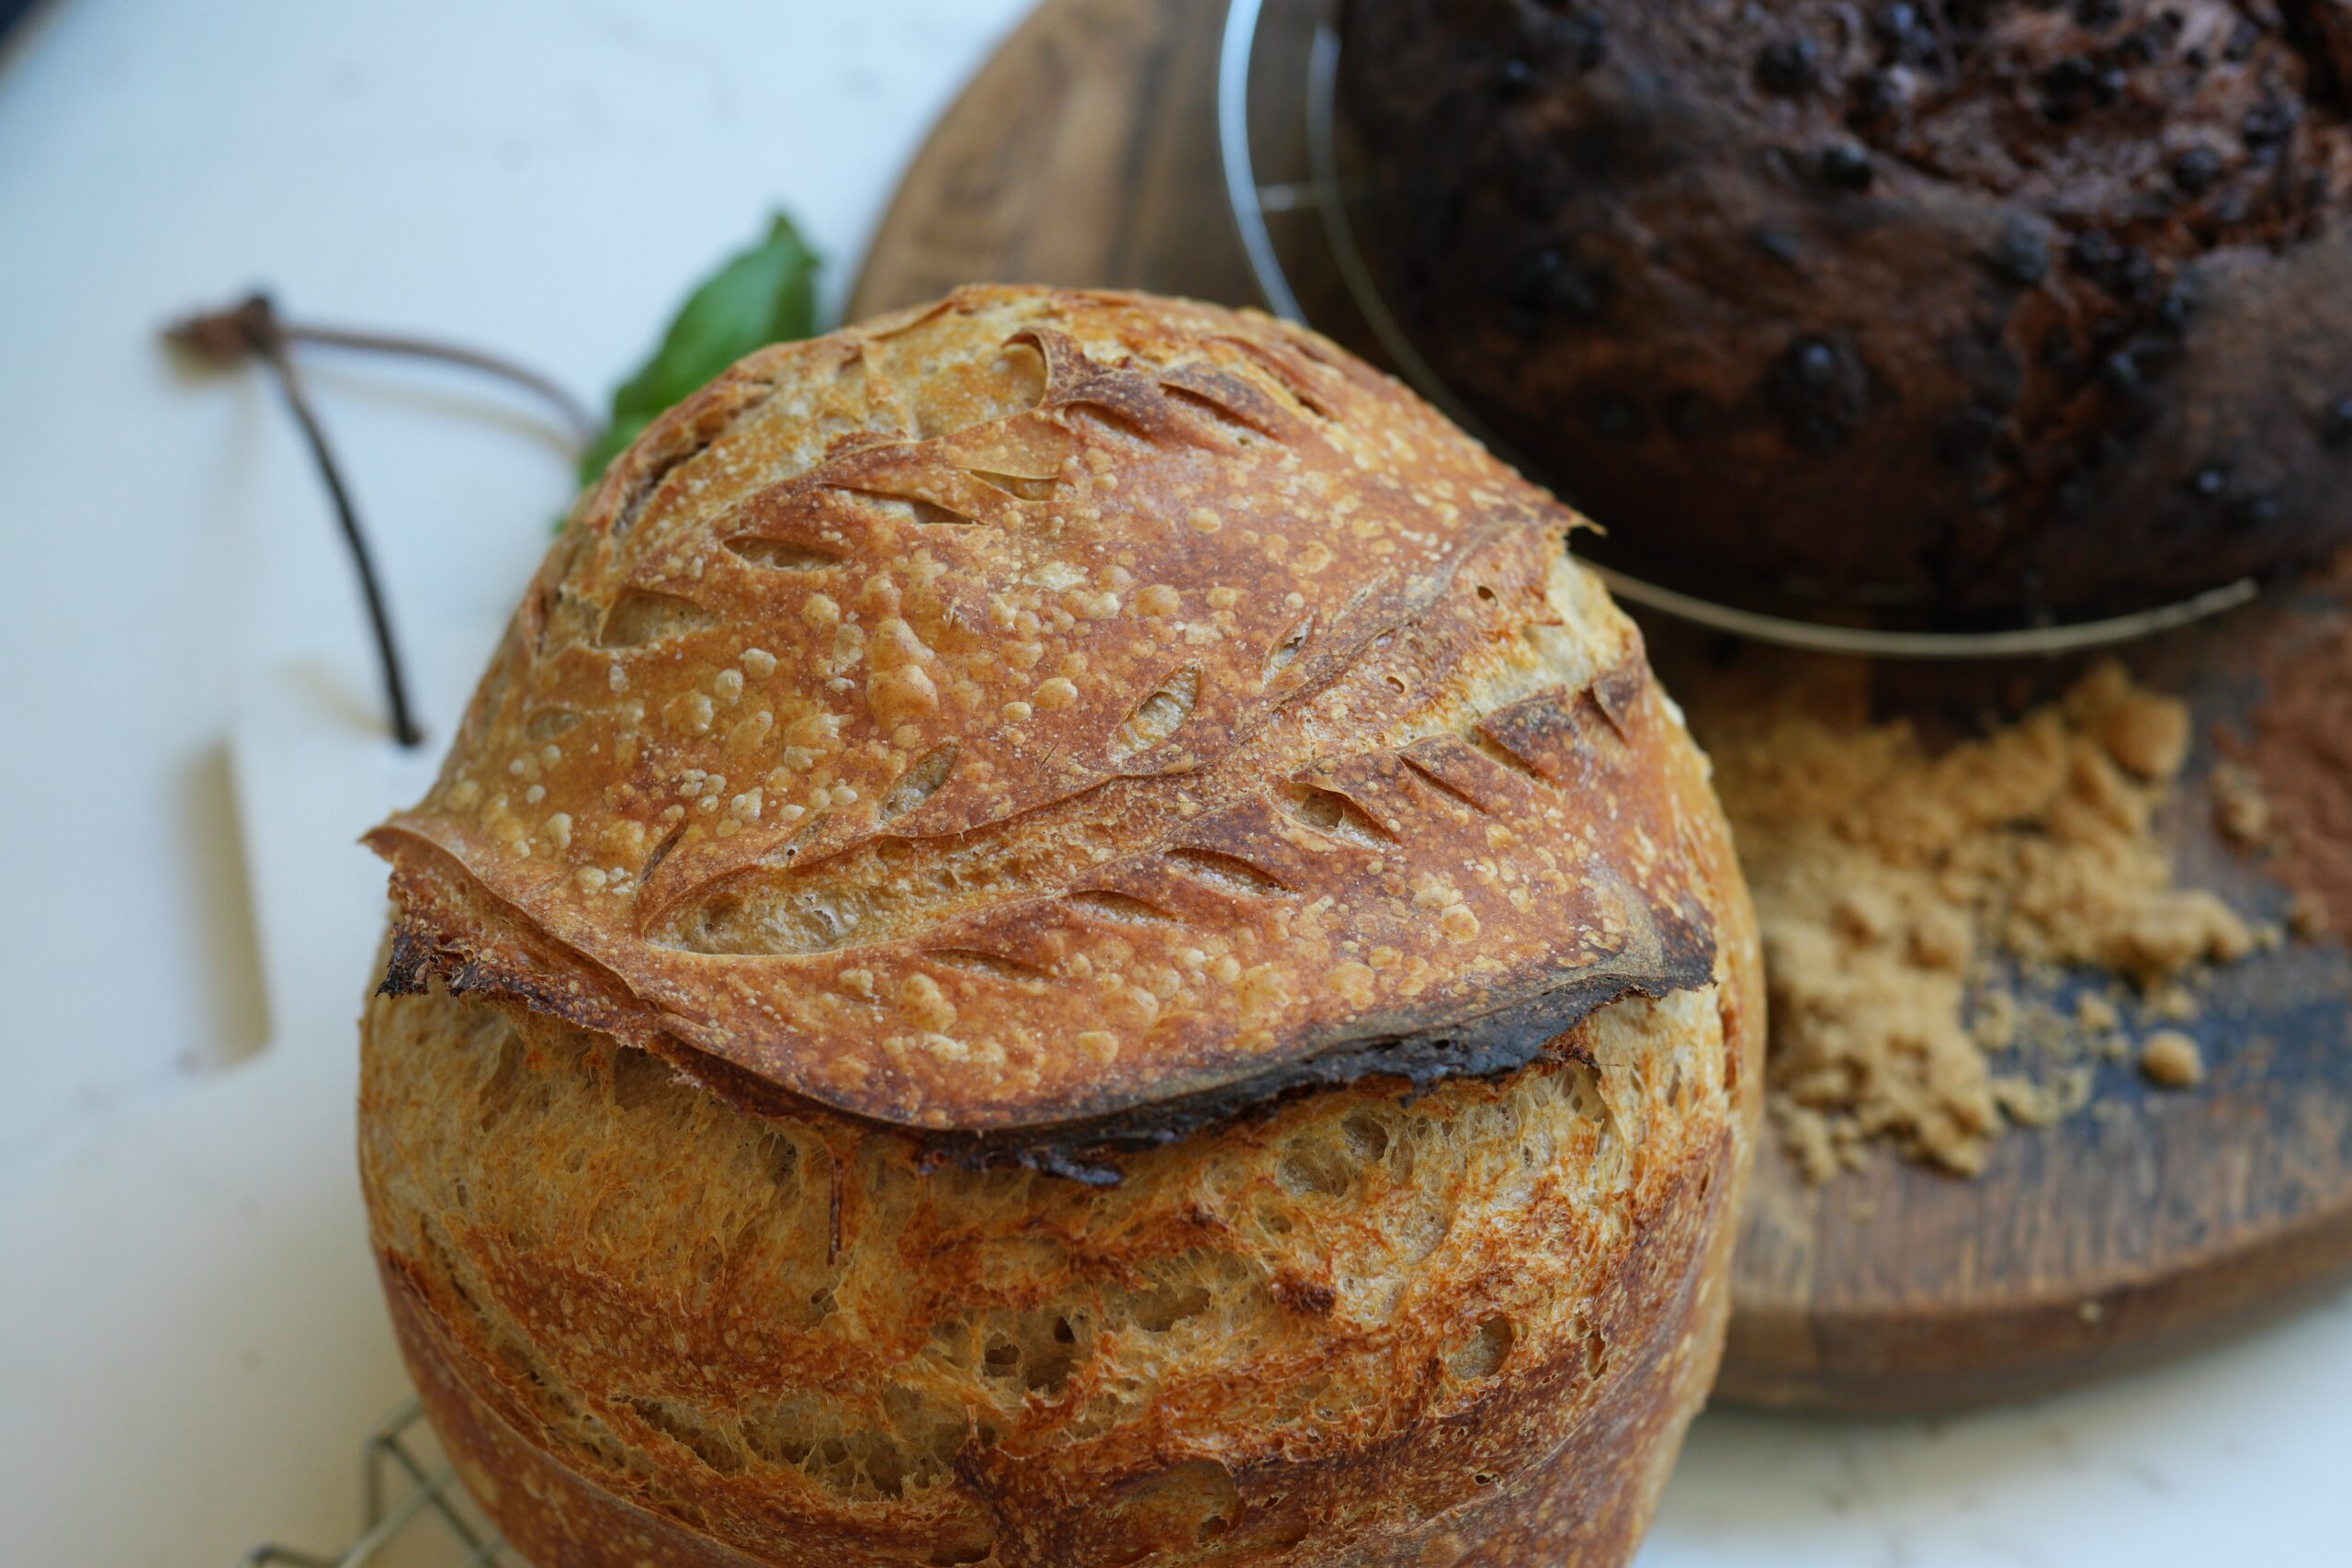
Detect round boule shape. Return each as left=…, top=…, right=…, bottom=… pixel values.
left=360, top=287, right=1760, bottom=1568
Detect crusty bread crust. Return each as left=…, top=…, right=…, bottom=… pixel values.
left=362, top=968, right=1752, bottom=1567
left=364, top=288, right=1724, bottom=1161
left=357, top=288, right=1763, bottom=1567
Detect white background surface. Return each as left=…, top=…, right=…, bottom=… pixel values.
left=0, top=1, right=2343, bottom=1563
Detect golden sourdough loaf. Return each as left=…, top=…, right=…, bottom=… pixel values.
left=359, top=286, right=1761, bottom=1568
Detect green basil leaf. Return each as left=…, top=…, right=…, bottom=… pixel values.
left=577, top=213, right=819, bottom=486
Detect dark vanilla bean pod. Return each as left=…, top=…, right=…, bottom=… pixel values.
left=251, top=318, right=424, bottom=749
left=164, top=227, right=816, bottom=743
left=165, top=293, right=424, bottom=748
left=166, top=296, right=594, bottom=445
left=274, top=322, right=598, bottom=446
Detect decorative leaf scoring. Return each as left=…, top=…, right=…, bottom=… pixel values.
left=1280, top=785, right=1396, bottom=849
left=1159, top=386, right=1272, bottom=446
left=1205, top=333, right=1347, bottom=422
left=1161, top=848, right=1291, bottom=900
left=883, top=743, right=961, bottom=822
left=1265, top=619, right=1314, bottom=684
left=598, top=590, right=718, bottom=649
left=965, top=470, right=1057, bottom=502
left=921, top=948, right=1045, bottom=983
left=1396, top=737, right=1521, bottom=815
left=831, top=487, right=980, bottom=527
left=607, top=369, right=784, bottom=542
left=1060, top=401, right=1157, bottom=447
left=368, top=288, right=1719, bottom=1144
left=726, top=536, right=842, bottom=570
left=1064, top=890, right=1185, bottom=928
left=1113, top=667, right=1200, bottom=761
left=684, top=679, right=1655, bottom=983
left=640, top=822, right=688, bottom=881
left=1479, top=685, right=1622, bottom=785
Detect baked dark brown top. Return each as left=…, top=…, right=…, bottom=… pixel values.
left=366, top=288, right=1726, bottom=1161
left=1343, top=0, right=2352, bottom=616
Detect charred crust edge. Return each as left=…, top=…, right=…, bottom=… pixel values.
left=922, top=897, right=1718, bottom=1183
left=376, top=900, right=1716, bottom=1187
left=378, top=926, right=435, bottom=997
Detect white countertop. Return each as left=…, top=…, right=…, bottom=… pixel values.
left=0, top=1, right=2342, bottom=1562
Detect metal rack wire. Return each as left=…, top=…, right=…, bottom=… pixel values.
left=239, top=1399, right=515, bottom=1568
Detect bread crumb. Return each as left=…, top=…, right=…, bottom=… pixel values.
left=1993, top=1066, right=2092, bottom=1128
left=2290, top=891, right=2331, bottom=941
left=2086, top=666, right=2189, bottom=779
left=2138, top=1030, right=2205, bottom=1088
left=1691, top=656, right=2246, bottom=1179
left=2211, top=761, right=2272, bottom=846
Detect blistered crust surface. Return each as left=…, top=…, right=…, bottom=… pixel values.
left=360, top=962, right=1756, bottom=1568
left=367, top=288, right=1718, bottom=1137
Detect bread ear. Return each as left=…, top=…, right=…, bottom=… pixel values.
left=368, top=287, right=1724, bottom=1155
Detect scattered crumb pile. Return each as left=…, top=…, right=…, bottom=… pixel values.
left=1694, top=658, right=2256, bottom=1180
left=2138, top=1029, right=2206, bottom=1089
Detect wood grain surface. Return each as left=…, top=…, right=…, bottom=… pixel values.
left=852, top=0, right=2352, bottom=1412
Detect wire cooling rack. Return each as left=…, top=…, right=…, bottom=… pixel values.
left=238, top=1399, right=515, bottom=1568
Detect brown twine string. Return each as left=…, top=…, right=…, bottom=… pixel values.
left=164, top=292, right=590, bottom=750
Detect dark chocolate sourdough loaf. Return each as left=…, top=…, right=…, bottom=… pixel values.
left=1341, top=0, right=2352, bottom=616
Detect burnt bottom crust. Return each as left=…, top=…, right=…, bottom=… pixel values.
left=360, top=970, right=1755, bottom=1568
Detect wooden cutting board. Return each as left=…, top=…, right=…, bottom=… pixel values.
left=850, top=0, right=2352, bottom=1413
